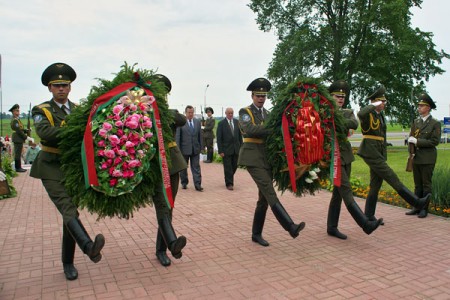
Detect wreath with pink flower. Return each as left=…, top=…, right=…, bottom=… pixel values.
left=266, top=77, right=346, bottom=196
left=59, top=63, right=173, bottom=219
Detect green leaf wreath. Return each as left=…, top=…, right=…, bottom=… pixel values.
left=266, top=77, right=346, bottom=196
left=58, top=63, right=174, bottom=219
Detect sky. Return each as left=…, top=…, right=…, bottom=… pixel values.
left=0, top=0, right=449, bottom=121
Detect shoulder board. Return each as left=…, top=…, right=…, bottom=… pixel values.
left=38, top=103, right=51, bottom=109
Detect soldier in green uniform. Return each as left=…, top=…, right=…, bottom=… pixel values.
left=152, top=74, right=188, bottom=266
left=203, top=107, right=215, bottom=163
left=405, top=93, right=440, bottom=218
left=326, top=80, right=382, bottom=240
left=30, top=63, right=105, bottom=280
left=9, top=104, right=30, bottom=172
left=238, top=78, right=305, bottom=247
left=357, top=85, right=431, bottom=223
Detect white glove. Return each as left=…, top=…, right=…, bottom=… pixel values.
left=26, top=136, right=33, bottom=143
left=371, top=101, right=383, bottom=107
left=408, top=136, right=417, bottom=144
left=0, top=171, right=6, bottom=181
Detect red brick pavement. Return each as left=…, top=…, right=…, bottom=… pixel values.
left=1, top=162, right=450, bottom=300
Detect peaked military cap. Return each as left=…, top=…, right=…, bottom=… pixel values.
left=154, top=74, right=172, bottom=93
left=367, top=85, right=386, bottom=101
left=418, top=93, right=436, bottom=109
left=9, top=104, right=20, bottom=112
left=329, top=80, right=349, bottom=96
left=205, top=107, right=214, bottom=114
left=41, top=62, right=77, bottom=86
left=247, top=78, right=271, bottom=95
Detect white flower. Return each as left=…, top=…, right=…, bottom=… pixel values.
left=309, top=171, right=318, bottom=180
left=313, top=167, right=321, bottom=173
left=305, top=178, right=313, bottom=183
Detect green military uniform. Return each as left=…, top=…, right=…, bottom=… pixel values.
left=152, top=74, right=188, bottom=266
left=357, top=86, right=430, bottom=221
left=239, top=77, right=304, bottom=247
left=9, top=104, right=28, bottom=172
left=406, top=93, right=440, bottom=218
left=326, top=80, right=382, bottom=239
left=203, top=107, right=215, bottom=163
left=31, top=62, right=104, bottom=281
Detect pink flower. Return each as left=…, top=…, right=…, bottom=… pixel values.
left=144, top=132, right=153, bottom=139
left=123, top=170, right=135, bottom=178
left=99, top=128, right=108, bottom=137
left=140, top=137, right=146, bottom=143
left=130, top=104, right=138, bottom=112
left=127, top=148, right=136, bottom=155
left=102, top=122, right=113, bottom=131
left=113, top=104, right=124, bottom=115
left=128, top=160, right=141, bottom=168
left=109, top=135, right=120, bottom=146
left=117, top=129, right=124, bottom=136
left=109, top=178, right=118, bottom=187
left=106, top=159, right=113, bottom=166
left=137, top=150, right=144, bottom=157
left=101, top=163, right=109, bottom=170
left=97, top=150, right=105, bottom=157
left=122, top=162, right=129, bottom=170
left=117, top=149, right=128, bottom=157
left=104, top=150, right=115, bottom=159
left=142, top=120, right=152, bottom=128
left=125, top=120, right=139, bottom=129
left=97, top=140, right=106, bottom=147
left=125, top=141, right=134, bottom=148
left=115, top=120, right=123, bottom=127
left=114, top=157, right=123, bottom=165
left=112, top=169, right=123, bottom=177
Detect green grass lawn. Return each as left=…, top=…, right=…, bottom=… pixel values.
left=351, top=146, right=450, bottom=193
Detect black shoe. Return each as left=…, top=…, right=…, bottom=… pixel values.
left=368, top=216, right=384, bottom=226
left=327, top=228, right=347, bottom=240
left=63, top=263, right=78, bottom=280
left=204, top=160, right=212, bottom=163
left=195, top=185, right=204, bottom=192
left=226, top=185, right=234, bottom=191
left=251, top=234, right=269, bottom=247
left=418, top=209, right=428, bottom=218
left=85, top=234, right=105, bottom=263
left=156, top=251, right=171, bottom=266
left=170, top=236, right=187, bottom=259
left=182, top=184, right=187, bottom=189
left=405, top=208, right=420, bottom=215
left=16, top=168, right=27, bottom=173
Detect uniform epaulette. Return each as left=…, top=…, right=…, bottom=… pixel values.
left=38, top=103, right=51, bottom=109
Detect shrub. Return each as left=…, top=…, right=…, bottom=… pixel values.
left=431, top=165, right=450, bottom=209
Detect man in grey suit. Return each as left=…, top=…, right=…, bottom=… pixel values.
left=176, top=105, right=204, bottom=191
left=217, top=107, right=243, bottom=190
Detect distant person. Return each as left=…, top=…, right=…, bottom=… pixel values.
left=176, top=105, right=204, bottom=191
left=326, top=80, right=382, bottom=240
left=31, top=62, right=105, bottom=280
left=405, top=93, right=441, bottom=218
left=357, top=85, right=430, bottom=223
left=10, top=104, right=31, bottom=172
left=25, top=139, right=41, bottom=164
left=239, top=77, right=305, bottom=247
left=216, top=107, right=242, bottom=190
left=203, top=107, right=215, bottom=163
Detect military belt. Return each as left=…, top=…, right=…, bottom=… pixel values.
left=362, top=135, right=384, bottom=141
left=243, top=138, right=264, bottom=144
left=41, top=145, right=60, bottom=154
left=168, top=141, right=177, bottom=148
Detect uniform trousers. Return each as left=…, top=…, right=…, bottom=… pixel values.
left=246, top=166, right=279, bottom=208
left=42, top=179, right=79, bottom=224
left=412, top=164, right=435, bottom=196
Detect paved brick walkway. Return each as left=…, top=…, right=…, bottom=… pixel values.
left=1, top=162, right=450, bottom=299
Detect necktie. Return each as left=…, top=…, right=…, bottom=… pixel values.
left=189, top=120, right=194, bottom=131
left=260, top=108, right=264, bottom=119
left=63, top=105, right=70, bottom=115
left=229, top=119, right=234, bottom=135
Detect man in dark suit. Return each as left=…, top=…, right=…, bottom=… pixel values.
left=357, top=85, right=430, bottom=223
left=326, top=80, right=382, bottom=240
left=203, top=107, right=215, bottom=163
left=405, top=93, right=441, bottom=218
left=217, top=107, right=242, bottom=190
left=30, top=63, right=105, bottom=281
left=239, top=78, right=305, bottom=247
left=176, top=105, right=204, bottom=191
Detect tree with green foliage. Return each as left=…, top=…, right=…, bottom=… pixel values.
left=249, top=0, right=449, bottom=126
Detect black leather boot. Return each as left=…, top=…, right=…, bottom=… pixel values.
left=365, top=194, right=384, bottom=225
left=67, top=218, right=105, bottom=263
left=271, top=202, right=305, bottom=238
left=327, top=195, right=347, bottom=240
left=417, top=190, right=430, bottom=218
left=251, top=204, right=269, bottom=246
left=347, top=202, right=382, bottom=235
left=158, top=216, right=187, bottom=259
left=155, top=230, right=171, bottom=266
left=405, top=189, right=422, bottom=215
left=15, top=160, right=26, bottom=172
left=62, top=225, right=78, bottom=280
left=398, top=186, right=431, bottom=212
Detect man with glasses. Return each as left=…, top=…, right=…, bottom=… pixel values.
left=238, top=78, right=305, bottom=247
left=357, top=85, right=431, bottom=223
left=326, top=80, right=382, bottom=240
left=30, top=63, right=105, bottom=280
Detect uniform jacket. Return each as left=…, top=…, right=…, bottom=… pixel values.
left=216, top=117, right=243, bottom=156
left=409, top=115, right=440, bottom=165
left=237, top=104, right=270, bottom=168
left=203, top=117, right=215, bottom=139
left=30, top=99, right=76, bottom=180
left=10, top=118, right=28, bottom=143
left=338, top=109, right=358, bottom=165
left=176, top=117, right=203, bottom=156
left=357, top=104, right=387, bottom=161
left=168, top=109, right=188, bottom=175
